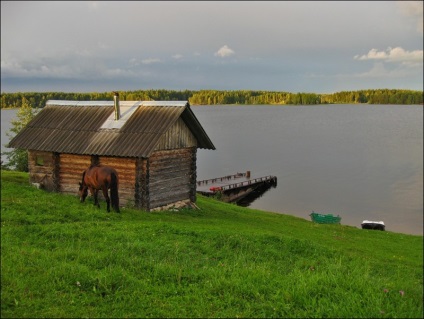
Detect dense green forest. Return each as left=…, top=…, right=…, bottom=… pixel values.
left=1, top=88, right=422, bottom=109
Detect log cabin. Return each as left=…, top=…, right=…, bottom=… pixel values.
left=8, top=94, right=215, bottom=211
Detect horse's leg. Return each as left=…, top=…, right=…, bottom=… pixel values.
left=102, top=187, right=111, bottom=212
left=92, top=188, right=100, bottom=208
left=88, top=187, right=95, bottom=204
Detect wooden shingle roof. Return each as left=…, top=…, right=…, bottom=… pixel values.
left=8, top=100, right=215, bottom=157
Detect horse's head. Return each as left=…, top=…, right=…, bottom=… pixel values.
left=78, top=182, right=88, bottom=202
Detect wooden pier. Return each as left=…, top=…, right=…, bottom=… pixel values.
left=197, top=171, right=277, bottom=204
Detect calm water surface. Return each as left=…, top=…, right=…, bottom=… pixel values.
left=192, top=105, right=423, bottom=236
left=1, top=109, right=17, bottom=164
left=1, top=105, right=423, bottom=235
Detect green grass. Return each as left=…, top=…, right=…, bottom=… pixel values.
left=1, top=170, right=422, bottom=318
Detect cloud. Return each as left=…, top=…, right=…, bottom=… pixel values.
left=214, top=45, right=235, bottom=58
left=396, top=1, right=423, bottom=34
left=353, top=62, right=422, bottom=79
left=102, top=68, right=137, bottom=78
left=172, top=54, right=183, bottom=60
left=1, top=55, right=138, bottom=81
left=129, top=57, right=161, bottom=66
left=354, top=47, right=423, bottom=65
left=355, top=63, right=392, bottom=78
left=1, top=58, right=78, bottom=79
left=141, top=58, right=161, bottom=65
left=88, top=1, right=100, bottom=10
left=129, top=58, right=140, bottom=67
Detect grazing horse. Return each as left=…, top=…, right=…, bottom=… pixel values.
left=78, top=165, right=120, bottom=213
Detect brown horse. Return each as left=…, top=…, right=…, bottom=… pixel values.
left=78, top=165, right=120, bottom=213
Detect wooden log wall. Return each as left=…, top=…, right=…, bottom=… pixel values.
left=189, top=148, right=197, bottom=203
left=98, top=156, right=136, bottom=207
left=27, top=146, right=198, bottom=212
left=59, top=154, right=91, bottom=195
left=58, top=154, right=137, bottom=207
left=148, top=148, right=195, bottom=209
left=28, top=150, right=59, bottom=192
left=135, top=157, right=149, bottom=211
left=154, top=118, right=197, bottom=151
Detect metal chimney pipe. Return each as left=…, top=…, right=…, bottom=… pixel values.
left=113, top=92, right=120, bottom=120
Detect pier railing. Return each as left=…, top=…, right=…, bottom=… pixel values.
left=197, top=173, right=276, bottom=193
left=197, top=172, right=247, bottom=187
left=197, top=172, right=277, bottom=203
left=216, top=176, right=277, bottom=192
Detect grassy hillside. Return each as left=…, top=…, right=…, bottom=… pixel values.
left=1, top=170, right=422, bottom=318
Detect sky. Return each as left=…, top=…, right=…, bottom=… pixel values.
left=1, top=1, right=423, bottom=94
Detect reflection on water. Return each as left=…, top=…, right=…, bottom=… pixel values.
left=236, top=182, right=278, bottom=207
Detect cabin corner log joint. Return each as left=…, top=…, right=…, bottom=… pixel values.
left=8, top=100, right=215, bottom=211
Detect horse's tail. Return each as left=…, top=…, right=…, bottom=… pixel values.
left=110, top=171, right=120, bottom=212
left=79, top=170, right=86, bottom=189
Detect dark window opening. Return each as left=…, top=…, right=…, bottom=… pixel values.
left=36, top=156, right=44, bottom=166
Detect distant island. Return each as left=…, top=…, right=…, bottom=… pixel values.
left=1, top=88, right=422, bottom=109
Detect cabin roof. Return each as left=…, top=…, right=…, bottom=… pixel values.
left=8, top=100, right=215, bottom=157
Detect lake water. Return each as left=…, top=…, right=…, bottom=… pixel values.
left=1, top=105, right=423, bottom=235
left=1, top=109, right=18, bottom=164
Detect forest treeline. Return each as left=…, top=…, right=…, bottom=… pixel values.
left=1, top=88, right=422, bottom=109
